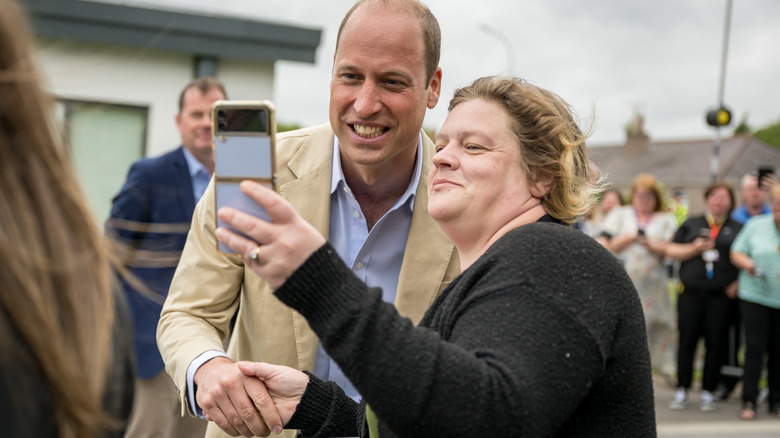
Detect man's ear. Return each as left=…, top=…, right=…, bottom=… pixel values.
left=427, top=67, right=442, bottom=109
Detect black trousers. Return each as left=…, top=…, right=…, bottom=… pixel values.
left=739, top=300, right=780, bottom=409
left=676, top=288, right=733, bottom=391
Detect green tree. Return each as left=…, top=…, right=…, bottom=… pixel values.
left=753, top=119, right=780, bottom=149
left=733, top=113, right=751, bottom=134
left=276, top=122, right=302, bottom=133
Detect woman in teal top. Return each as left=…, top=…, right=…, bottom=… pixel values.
left=730, top=184, right=780, bottom=420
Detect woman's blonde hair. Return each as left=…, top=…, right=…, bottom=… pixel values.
left=0, top=0, right=118, bottom=435
left=448, top=76, right=601, bottom=224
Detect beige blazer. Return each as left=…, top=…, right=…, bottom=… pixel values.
left=157, top=123, right=460, bottom=438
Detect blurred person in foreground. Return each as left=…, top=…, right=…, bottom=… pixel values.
left=664, top=182, right=742, bottom=412
left=106, top=77, right=226, bottom=438
left=729, top=184, right=780, bottom=420
left=0, top=0, right=134, bottom=436
left=597, top=173, right=678, bottom=382
left=156, top=1, right=459, bottom=436
left=217, top=76, right=657, bottom=437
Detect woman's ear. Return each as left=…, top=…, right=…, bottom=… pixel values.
left=530, top=175, right=554, bottom=199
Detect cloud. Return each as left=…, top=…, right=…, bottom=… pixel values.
left=110, top=0, right=780, bottom=145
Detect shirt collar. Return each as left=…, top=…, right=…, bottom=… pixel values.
left=181, top=146, right=209, bottom=179
left=329, top=133, right=423, bottom=211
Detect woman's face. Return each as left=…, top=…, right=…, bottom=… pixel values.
left=600, top=191, right=621, bottom=216
left=706, top=186, right=732, bottom=219
left=428, top=98, right=534, bottom=235
left=632, top=187, right=657, bottom=214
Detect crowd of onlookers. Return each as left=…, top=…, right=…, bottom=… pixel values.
left=580, top=171, right=780, bottom=421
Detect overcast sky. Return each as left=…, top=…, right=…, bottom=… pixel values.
left=104, top=0, right=780, bottom=146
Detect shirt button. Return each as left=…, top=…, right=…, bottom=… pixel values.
left=355, top=262, right=363, bottom=270
left=353, top=210, right=360, bottom=218
left=343, top=186, right=350, bottom=193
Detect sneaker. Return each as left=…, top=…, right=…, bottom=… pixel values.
left=700, top=390, right=718, bottom=412
left=668, top=387, right=688, bottom=410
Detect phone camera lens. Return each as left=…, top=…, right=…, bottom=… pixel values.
left=218, top=122, right=227, bottom=131
left=217, top=110, right=226, bottom=118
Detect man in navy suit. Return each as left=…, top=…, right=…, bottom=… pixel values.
left=107, top=77, right=226, bottom=438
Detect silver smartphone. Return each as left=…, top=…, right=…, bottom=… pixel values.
left=212, top=100, right=276, bottom=255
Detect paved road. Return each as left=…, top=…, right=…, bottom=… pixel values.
left=654, top=376, right=780, bottom=437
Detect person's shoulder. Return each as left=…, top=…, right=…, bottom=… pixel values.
left=506, top=221, right=598, bottom=253
left=130, top=147, right=184, bottom=172
left=656, top=209, right=676, bottom=220
left=730, top=205, right=748, bottom=221
left=746, top=213, right=772, bottom=227
left=275, top=124, right=333, bottom=162
left=679, top=215, right=706, bottom=229
left=724, top=216, right=743, bottom=230
left=276, top=123, right=332, bottom=143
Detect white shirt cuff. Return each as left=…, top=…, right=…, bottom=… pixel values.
left=187, top=350, right=230, bottom=418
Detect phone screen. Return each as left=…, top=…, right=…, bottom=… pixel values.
left=212, top=101, right=276, bottom=255
left=218, top=108, right=268, bottom=133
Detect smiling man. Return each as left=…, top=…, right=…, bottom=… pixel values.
left=156, top=1, right=460, bottom=437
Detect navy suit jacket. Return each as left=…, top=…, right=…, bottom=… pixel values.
left=107, top=147, right=196, bottom=378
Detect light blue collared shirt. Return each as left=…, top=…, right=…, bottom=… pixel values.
left=181, top=146, right=211, bottom=202
left=312, top=134, right=422, bottom=401
left=185, top=134, right=423, bottom=414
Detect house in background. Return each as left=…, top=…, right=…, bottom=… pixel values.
left=589, top=114, right=780, bottom=216
left=18, top=0, right=321, bottom=222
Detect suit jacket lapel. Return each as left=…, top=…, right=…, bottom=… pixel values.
left=275, top=125, right=334, bottom=370
left=277, top=126, right=334, bottom=238
left=172, top=147, right=196, bottom=217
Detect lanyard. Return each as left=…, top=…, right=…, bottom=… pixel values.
left=705, top=214, right=725, bottom=240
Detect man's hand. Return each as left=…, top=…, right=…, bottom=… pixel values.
left=238, top=361, right=309, bottom=425
left=195, top=357, right=283, bottom=437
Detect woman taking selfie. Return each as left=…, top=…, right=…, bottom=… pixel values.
left=215, top=76, right=656, bottom=437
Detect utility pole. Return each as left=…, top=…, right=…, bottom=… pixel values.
left=708, top=0, right=733, bottom=183
left=479, top=23, right=516, bottom=73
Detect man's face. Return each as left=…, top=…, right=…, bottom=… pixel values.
left=329, top=5, right=441, bottom=175
left=176, top=87, right=226, bottom=164
left=742, top=176, right=767, bottom=209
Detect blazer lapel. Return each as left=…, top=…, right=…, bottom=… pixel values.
left=275, top=125, right=334, bottom=370
left=172, top=147, right=196, bottom=217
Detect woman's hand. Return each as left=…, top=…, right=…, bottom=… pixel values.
left=730, top=250, right=757, bottom=275
left=691, top=236, right=715, bottom=253
left=237, top=361, right=310, bottom=427
left=216, top=181, right=326, bottom=290
left=725, top=280, right=739, bottom=299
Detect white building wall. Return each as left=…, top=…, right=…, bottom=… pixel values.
left=34, top=37, right=276, bottom=157
left=31, top=37, right=276, bottom=222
